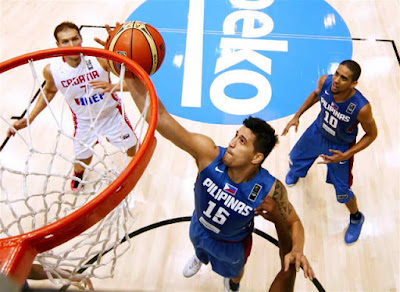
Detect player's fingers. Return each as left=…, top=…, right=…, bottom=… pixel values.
left=283, top=253, right=292, bottom=272
left=281, top=125, right=290, bottom=136
left=329, top=149, right=340, bottom=154
left=295, top=255, right=301, bottom=272
left=304, top=259, right=314, bottom=279
left=256, top=210, right=272, bottom=221
left=295, top=123, right=298, bottom=132
left=309, top=265, right=315, bottom=280
left=89, top=80, right=105, bottom=87
left=307, top=265, right=314, bottom=280
left=94, top=37, right=106, bottom=46
left=301, top=259, right=310, bottom=279
left=105, top=24, right=112, bottom=33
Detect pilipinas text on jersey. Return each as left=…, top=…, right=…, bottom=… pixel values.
left=194, top=147, right=275, bottom=241
left=316, top=75, right=369, bottom=144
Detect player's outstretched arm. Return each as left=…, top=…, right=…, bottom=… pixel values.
left=125, top=77, right=219, bottom=170
left=255, top=180, right=315, bottom=283
left=281, top=76, right=325, bottom=136
left=95, top=23, right=218, bottom=169
left=7, top=64, right=58, bottom=137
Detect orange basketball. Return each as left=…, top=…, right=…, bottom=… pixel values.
left=105, top=21, right=166, bottom=76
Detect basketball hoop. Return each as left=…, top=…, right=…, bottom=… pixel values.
left=0, top=47, right=158, bottom=287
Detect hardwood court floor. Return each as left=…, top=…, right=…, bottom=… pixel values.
left=1, top=1, right=399, bottom=291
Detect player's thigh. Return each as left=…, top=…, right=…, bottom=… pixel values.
left=98, top=111, right=137, bottom=149
left=74, top=121, right=98, bottom=160
left=290, top=123, right=325, bottom=160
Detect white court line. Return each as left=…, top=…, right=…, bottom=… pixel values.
left=181, top=0, right=204, bottom=108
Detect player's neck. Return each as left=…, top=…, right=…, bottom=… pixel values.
left=65, top=56, right=82, bottom=68
left=333, top=88, right=355, bottom=103
left=227, top=165, right=259, bottom=184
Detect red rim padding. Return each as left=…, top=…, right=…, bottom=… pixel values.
left=0, top=47, right=158, bottom=285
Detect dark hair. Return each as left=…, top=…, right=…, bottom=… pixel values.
left=243, top=116, right=278, bottom=164
left=53, top=21, right=81, bottom=42
left=340, top=60, right=361, bottom=82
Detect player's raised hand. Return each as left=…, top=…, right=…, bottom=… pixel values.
left=94, top=23, right=121, bottom=47
left=281, top=116, right=300, bottom=136
left=283, top=250, right=315, bottom=280
left=90, top=80, right=119, bottom=94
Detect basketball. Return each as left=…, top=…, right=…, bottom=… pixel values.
left=105, top=21, right=166, bottom=76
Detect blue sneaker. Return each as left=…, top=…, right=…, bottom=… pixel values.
left=285, top=171, right=298, bottom=187
left=345, top=212, right=365, bottom=244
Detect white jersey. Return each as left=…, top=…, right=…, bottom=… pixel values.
left=50, top=56, right=120, bottom=121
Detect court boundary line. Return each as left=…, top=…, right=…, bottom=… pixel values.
left=65, top=216, right=326, bottom=292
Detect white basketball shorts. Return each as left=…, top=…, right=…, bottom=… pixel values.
left=73, top=107, right=137, bottom=160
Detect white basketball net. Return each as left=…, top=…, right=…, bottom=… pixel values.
left=0, top=54, right=150, bottom=289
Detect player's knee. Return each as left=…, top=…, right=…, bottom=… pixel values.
left=336, top=189, right=355, bottom=204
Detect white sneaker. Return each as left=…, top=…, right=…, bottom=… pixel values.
left=183, top=255, right=202, bottom=278
left=224, top=277, right=240, bottom=292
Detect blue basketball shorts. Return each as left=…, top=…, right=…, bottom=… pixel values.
left=288, top=122, right=355, bottom=203
left=189, top=213, right=252, bottom=278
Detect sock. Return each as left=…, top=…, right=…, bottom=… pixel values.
left=73, top=171, right=84, bottom=188
left=350, top=211, right=361, bottom=221
left=229, top=279, right=240, bottom=291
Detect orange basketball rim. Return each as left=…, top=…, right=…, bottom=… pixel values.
left=0, top=47, right=158, bottom=286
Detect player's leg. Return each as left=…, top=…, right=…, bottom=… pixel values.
left=286, top=122, right=322, bottom=186
left=268, top=221, right=296, bottom=292
left=224, top=268, right=244, bottom=292
left=72, top=120, right=97, bottom=191
left=184, top=213, right=248, bottom=291
left=101, top=108, right=138, bottom=156
left=71, top=156, right=93, bottom=191
left=222, top=233, right=252, bottom=292
left=327, top=154, right=364, bottom=244
left=183, top=214, right=207, bottom=277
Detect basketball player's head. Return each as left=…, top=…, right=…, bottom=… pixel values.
left=223, top=116, right=278, bottom=168
left=331, top=60, right=361, bottom=94
left=243, top=117, right=278, bottom=164
left=54, top=22, right=82, bottom=47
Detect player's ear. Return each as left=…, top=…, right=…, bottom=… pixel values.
left=351, top=80, right=358, bottom=89
left=252, top=152, right=264, bottom=165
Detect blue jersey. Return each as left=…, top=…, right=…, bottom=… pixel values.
left=194, top=147, right=276, bottom=241
left=316, top=75, right=369, bottom=144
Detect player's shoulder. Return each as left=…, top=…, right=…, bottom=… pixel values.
left=194, top=134, right=220, bottom=170
left=318, top=75, right=329, bottom=86
left=43, top=63, right=54, bottom=79
left=314, top=75, right=329, bottom=94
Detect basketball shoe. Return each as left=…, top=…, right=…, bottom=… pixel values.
left=285, top=171, right=299, bottom=187
left=344, top=212, right=365, bottom=244
left=224, top=278, right=240, bottom=292
left=183, top=255, right=202, bottom=278
left=71, top=171, right=84, bottom=192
